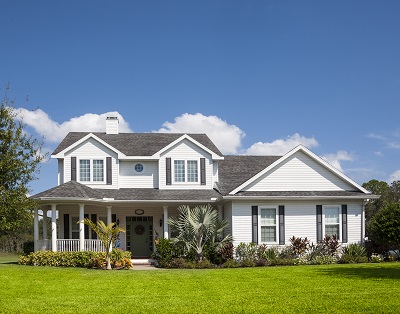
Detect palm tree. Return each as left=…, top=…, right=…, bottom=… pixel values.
left=81, top=218, right=126, bottom=270
left=168, top=204, right=232, bottom=261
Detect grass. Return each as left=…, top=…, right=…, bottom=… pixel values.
left=1, top=254, right=399, bottom=313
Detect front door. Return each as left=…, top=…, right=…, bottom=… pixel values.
left=126, top=216, right=153, bottom=258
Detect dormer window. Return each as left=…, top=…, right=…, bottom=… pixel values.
left=79, top=159, right=104, bottom=183
left=174, top=160, right=198, bottom=183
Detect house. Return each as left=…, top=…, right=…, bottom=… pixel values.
left=32, top=116, right=378, bottom=258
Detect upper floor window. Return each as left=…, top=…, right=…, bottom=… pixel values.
left=79, top=159, right=104, bottom=183
left=324, top=205, right=340, bottom=240
left=174, top=160, right=198, bottom=183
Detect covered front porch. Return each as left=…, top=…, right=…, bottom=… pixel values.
left=33, top=203, right=175, bottom=257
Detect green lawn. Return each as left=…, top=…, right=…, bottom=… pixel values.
left=0, top=254, right=399, bottom=313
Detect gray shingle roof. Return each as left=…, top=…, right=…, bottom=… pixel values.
left=217, top=155, right=281, bottom=195
left=52, top=132, right=223, bottom=156
left=32, top=181, right=104, bottom=199
left=32, top=182, right=221, bottom=201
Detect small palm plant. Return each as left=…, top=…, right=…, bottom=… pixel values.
left=168, top=204, right=232, bottom=261
left=81, top=218, right=126, bottom=270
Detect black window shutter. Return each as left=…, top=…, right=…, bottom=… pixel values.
left=342, top=204, right=348, bottom=243
left=200, top=158, right=206, bottom=185
left=252, top=206, right=258, bottom=244
left=91, top=214, right=97, bottom=239
left=71, top=157, right=77, bottom=181
left=112, top=214, right=117, bottom=224
left=106, top=157, right=112, bottom=185
left=279, top=205, right=285, bottom=245
left=166, top=158, right=171, bottom=185
left=84, top=214, right=89, bottom=239
left=316, top=205, right=323, bottom=242
left=64, top=214, right=70, bottom=239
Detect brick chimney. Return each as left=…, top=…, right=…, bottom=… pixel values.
left=106, top=116, right=119, bottom=134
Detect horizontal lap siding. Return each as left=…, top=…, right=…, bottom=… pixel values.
left=159, top=139, right=213, bottom=190
left=119, top=161, right=158, bottom=188
left=347, top=204, right=362, bottom=244
left=64, top=138, right=118, bottom=189
left=232, top=203, right=252, bottom=246
left=58, top=159, right=64, bottom=185
left=245, top=151, right=353, bottom=191
left=230, top=201, right=364, bottom=246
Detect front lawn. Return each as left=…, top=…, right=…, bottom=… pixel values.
left=0, top=256, right=399, bottom=313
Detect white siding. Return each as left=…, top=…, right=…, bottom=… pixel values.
left=244, top=151, right=354, bottom=192
left=119, top=161, right=159, bottom=188
left=64, top=138, right=119, bottom=189
left=159, top=139, right=214, bottom=190
left=230, top=200, right=364, bottom=246
left=58, top=159, right=64, bottom=185
left=347, top=204, right=362, bottom=244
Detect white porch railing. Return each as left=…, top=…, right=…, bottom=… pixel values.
left=56, top=239, right=105, bottom=252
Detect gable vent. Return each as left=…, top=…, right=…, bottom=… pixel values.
left=106, top=116, right=119, bottom=135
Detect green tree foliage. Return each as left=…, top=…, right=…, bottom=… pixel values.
left=81, top=219, right=125, bottom=270
left=168, top=204, right=232, bottom=261
left=362, top=179, right=390, bottom=223
left=0, top=89, right=46, bottom=245
left=369, top=202, right=400, bottom=248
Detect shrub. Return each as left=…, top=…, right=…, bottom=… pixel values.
left=221, top=259, right=241, bottom=268
left=22, top=241, right=34, bottom=255
left=235, top=242, right=258, bottom=262
left=289, top=236, right=309, bottom=256
left=321, top=235, right=340, bottom=257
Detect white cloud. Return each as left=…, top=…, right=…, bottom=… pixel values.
left=321, top=150, right=354, bottom=172
left=157, top=113, right=245, bottom=154
left=16, top=109, right=132, bottom=143
left=374, top=151, right=383, bottom=157
left=245, top=133, right=318, bottom=155
left=388, top=170, right=400, bottom=183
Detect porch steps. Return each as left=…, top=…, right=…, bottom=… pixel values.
left=131, top=258, right=157, bottom=266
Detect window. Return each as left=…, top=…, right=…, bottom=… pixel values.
left=79, top=160, right=90, bottom=182
left=71, top=216, right=79, bottom=239
left=324, top=206, right=340, bottom=240
left=79, top=159, right=105, bottom=183
left=260, top=207, right=277, bottom=242
left=135, top=163, right=144, bottom=173
left=174, top=160, right=198, bottom=183
left=93, top=160, right=104, bottom=181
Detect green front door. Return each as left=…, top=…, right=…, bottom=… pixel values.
left=126, top=216, right=153, bottom=258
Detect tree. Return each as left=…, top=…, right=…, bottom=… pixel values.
left=168, top=204, right=232, bottom=261
left=362, top=179, right=390, bottom=223
left=369, top=202, right=400, bottom=249
left=81, top=219, right=125, bottom=270
left=0, top=88, right=46, bottom=246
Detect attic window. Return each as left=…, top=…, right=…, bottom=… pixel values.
left=134, top=163, right=144, bottom=173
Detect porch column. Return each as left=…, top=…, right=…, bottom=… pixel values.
left=51, top=204, right=57, bottom=252
left=34, top=208, right=39, bottom=252
left=163, top=206, right=169, bottom=239
left=361, top=201, right=366, bottom=244
left=106, top=206, right=112, bottom=225
left=79, top=204, right=85, bottom=251
left=42, top=208, right=47, bottom=240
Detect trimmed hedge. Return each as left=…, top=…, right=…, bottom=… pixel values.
left=18, top=250, right=132, bottom=269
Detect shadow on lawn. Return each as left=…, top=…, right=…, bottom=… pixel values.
left=316, top=263, right=400, bottom=280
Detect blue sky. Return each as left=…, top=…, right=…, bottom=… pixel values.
left=1, top=1, right=400, bottom=195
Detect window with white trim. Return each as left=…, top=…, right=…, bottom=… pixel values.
left=79, top=159, right=105, bottom=183
left=260, top=207, right=277, bottom=242
left=174, top=160, right=198, bottom=183
left=324, top=205, right=341, bottom=240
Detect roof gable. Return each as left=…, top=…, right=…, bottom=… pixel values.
left=52, top=132, right=223, bottom=158
left=229, top=145, right=370, bottom=195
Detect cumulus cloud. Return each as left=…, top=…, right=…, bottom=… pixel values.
left=388, top=170, right=400, bottom=183
left=157, top=113, right=245, bottom=154
left=321, top=150, right=354, bottom=172
left=16, top=109, right=132, bottom=143
left=245, top=133, right=318, bottom=155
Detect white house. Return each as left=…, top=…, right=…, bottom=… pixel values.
left=32, top=116, right=378, bottom=258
